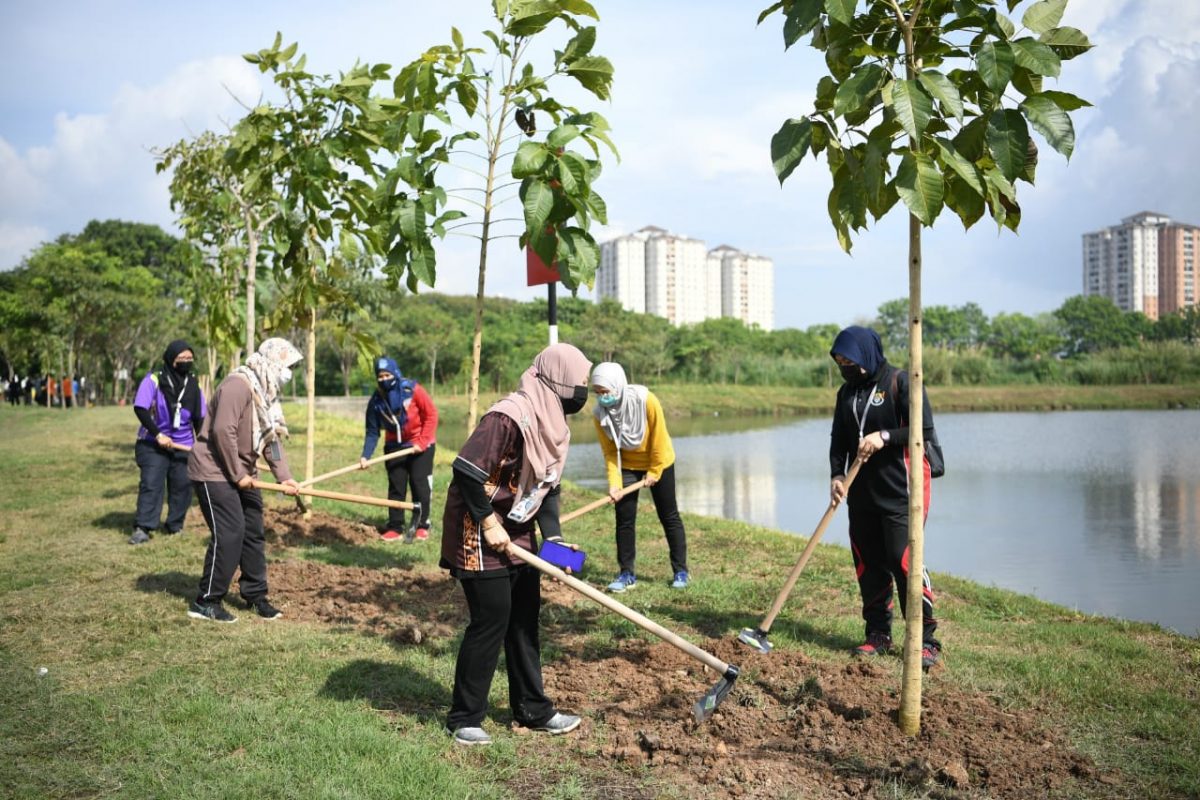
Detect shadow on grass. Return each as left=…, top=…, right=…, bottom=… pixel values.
left=93, top=511, right=135, bottom=533
left=641, top=602, right=859, bottom=657
left=100, top=486, right=136, bottom=499
left=320, top=658, right=450, bottom=722
left=293, top=543, right=424, bottom=571
left=135, top=571, right=194, bottom=600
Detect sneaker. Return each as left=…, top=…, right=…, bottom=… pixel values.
left=128, top=528, right=151, bottom=545
left=187, top=600, right=238, bottom=623
left=533, top=712, right=582, bottom=736
left=380, top=530, right=403, bottom=542
left=413, top=527, right=430, bottom=541
left=670, top=570, right=689, bottom=589
left=244, top=597, right=283, bottom=619
left=921, top=643, right=941, bottom=670
left=448, top=726, right=492, bottom=746
left=606, top=571, right=636, bottom=593
left=853, top=632, right=893, bottom=657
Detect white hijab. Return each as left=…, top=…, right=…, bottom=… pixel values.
left=590, top=362, right=648, bottom=467
left=231, top=337, right=303, bottom=455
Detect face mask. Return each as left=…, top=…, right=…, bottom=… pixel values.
left=560, top=385, right=588, bottom=415
left=597, top=393, right=619, bottom=408
left=378, top=377, right=398, bottom=392
left=839, top=363, right=867, bottom=385
left=279, top=366, right=293, bottom=384
left=174, top=361, right=193, bottom=375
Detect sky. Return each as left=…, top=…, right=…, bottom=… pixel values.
left=2, top=0, right=1199, bottom=330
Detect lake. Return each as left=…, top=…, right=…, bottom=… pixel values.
left=560, top=409, right=1200, bottom=638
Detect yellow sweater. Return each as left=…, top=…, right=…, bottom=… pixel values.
left=593, top=390, right=675, bottom=489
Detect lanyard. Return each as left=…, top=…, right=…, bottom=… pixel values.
left=852, top=382, right=879, bottom=441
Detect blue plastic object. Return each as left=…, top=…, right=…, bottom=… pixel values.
left=538, top=540, right=586, bottom=573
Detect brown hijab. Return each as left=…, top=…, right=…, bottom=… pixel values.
left=491, top=342, right=593, bottom=521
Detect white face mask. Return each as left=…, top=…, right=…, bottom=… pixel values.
left=279, top=366, right=292, bottom=384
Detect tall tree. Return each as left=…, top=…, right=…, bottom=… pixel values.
left=392, top=1, right=617, bottom=430
left=762, top=0, right=1091, bottom=733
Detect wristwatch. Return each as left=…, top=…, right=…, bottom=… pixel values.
left=880, top=430, right=891, bottom=444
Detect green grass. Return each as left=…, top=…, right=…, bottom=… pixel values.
left=1, top=405, right=1198, bottom=799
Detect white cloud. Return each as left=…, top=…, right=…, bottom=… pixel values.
left=0, top=222, right=49, bottom=270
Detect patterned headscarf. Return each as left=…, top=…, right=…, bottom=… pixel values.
left=231, top=337, right=303, bottom=455
left=491, top=342, right=593, bottom=522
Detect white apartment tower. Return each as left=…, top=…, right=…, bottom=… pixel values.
left=709, top=245, right=775, bottom=330
left=596, top=226, right=774, bottom=329
left=1082, top=211, right=1169, bottom=319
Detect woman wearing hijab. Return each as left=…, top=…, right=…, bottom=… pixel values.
left=359, top=356, right=439, bottom=542
left=829, top=325, right=943, bottom=669
left=129, top=340, right=206, bottom=545
left=185, top=338, right=302, bottom=623
left=440, top=342, right=592, bottom=746
left=590, top=362, right=689, bottom=592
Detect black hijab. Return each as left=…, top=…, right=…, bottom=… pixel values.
left=159, top=339, right=202, bottom=428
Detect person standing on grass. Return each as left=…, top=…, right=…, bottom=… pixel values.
left=440, top=342, right=591, bottom=747
left=186, top=338, right=302, bottom=624
left=829, top=325, right=943, bottom=669
left=590, top=362, right=689, bottom=593
left=129, top=340, right=206, bottom=545
left=359, top=356, right=438, bottom=543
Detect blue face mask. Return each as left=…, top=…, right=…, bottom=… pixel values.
left=597, top=393, right=619, bottom=408
left=378, top=377, right=397, bottom=392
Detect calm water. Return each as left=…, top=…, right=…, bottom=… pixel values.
left=560, top=409, right=1200, bottom=638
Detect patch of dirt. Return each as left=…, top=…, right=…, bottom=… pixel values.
left=267, top=560, right=463, bottom=646
left=262, top=506, right=382, bottom=547
left=254, top=507, right=1116, bottom=798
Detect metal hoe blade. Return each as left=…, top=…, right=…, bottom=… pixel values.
left=693, top=665, right=740, bottom=723
left=737, top=627, right=773, bottom=654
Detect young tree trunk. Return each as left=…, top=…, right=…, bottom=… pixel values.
left=305, top=307, right=317, bottom=495
left=245, top=233, right=258, bottom=354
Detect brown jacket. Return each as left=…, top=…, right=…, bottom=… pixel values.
left=187, top=374, right=292, bottom=484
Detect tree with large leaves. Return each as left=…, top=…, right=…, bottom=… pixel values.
left=761, top=0, right=1091, bottom=734
left=387, top=0, right=617, bottom=431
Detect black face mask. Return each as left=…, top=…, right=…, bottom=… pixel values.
left=839, top=363, right=867, bottom=385
left=378, top=377, right=397, bottom=392
left=174, top=361, right=193, bottom=376
left=560, top=385, right=588, bottom=415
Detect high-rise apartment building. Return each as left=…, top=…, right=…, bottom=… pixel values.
left=1082, top=211, right=1199, bottom=320
left=596, top=226, right=775, bottom=330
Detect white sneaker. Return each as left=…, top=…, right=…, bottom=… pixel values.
left=449, top=726, right=492, bottom=746
left=534, top=712, right=581, bottom=735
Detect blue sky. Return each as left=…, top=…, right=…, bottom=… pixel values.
left=2, top=0, right=1199, bottom=329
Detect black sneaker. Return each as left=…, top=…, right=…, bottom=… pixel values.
left=853, top=631, right=893, bottom=657
left=244, top=597, right=282, bottom=619
left=188, top=600, right=238, bottom=623
left=921, top=643, right=941, bottom=670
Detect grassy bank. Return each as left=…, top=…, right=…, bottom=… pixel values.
left=1, top=405, right=1198, bottom=799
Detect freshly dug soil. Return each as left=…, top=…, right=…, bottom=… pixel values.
left=259, top=507, right=1118, bottom=799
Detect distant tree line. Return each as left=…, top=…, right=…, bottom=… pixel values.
left=2, top=220, right=1198, bottom=400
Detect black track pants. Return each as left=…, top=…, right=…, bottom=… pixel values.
left=194, top=481, right=268, bottom=604
left=613, top=464, right=688, bottom=576
left=384, top=444, right=435, bottom=530
left=134, top=439, right=193, bottom=532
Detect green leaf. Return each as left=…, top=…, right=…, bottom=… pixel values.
left=953, top=114, right=988, bottom=161
left=547, top=124, right=581, bottom=149
left=557, top=152, right=589, bottom=194
left=1011, top=67, right=1043, bottom=96
left=895, top=151, right=944, bottom=225
left=451, top=27, right=464, bottom=50
left=513, top=141, right=550, bottom=178
left=1040, top=90, right=1092, bottom=111
left=561, top=26, right=597, bottom=63
left=493, top=0, right=509, bottom=19
left=977, top=41, right=1015, bottom=93
left=833, top=64, right=884, bottom=117
left=1019, top=94, right=1075, bottom=158
left=585, top=191, right=608, bottom=225
left=944, top=170, right=986, bottom=229
left=560, top=0, right=599, bottom=19
left=917, top=70, right=963, bottom=121
left=1022, top=0, right=1067, bottom=34
left=815, top=75, right=837, bottom=111
left=770, top=118, right=813, bottom=185
left=987, top=109, right=1029, bottom=182
left=887, top=79, right=934, bottom=140
left=454, top=79, right=479, bottom=116
left=758, top=1, right=785, bottom=24
left=522, top=179, right=554, bottom=236
left=555, top=227, right=600, bottom=290
left=824, top=0, right=856, bottom=26
left=783, top=0, right=822, bottom=49
left=1039, top=27, right=1093, bottom=60
left=1011, top=38, right=1061, bottom=77
left=564, top=56, right=614, bottom=100
left=933, top=137, right=985, bottom=197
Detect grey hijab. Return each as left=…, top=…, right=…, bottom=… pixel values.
left=590, top=362, right=648, bottom=468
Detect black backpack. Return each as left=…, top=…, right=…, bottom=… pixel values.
left=889, top=369, right=945, bottom=479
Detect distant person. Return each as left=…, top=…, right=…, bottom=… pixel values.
left=440, top=342, right=591, bottom=746
left=61, top=374, right=74, bottom=409
left=5, top=375, right=18, bottom=406
left=129, top=341, right=206, bottom=545
left=359, top=356, right=438, bottom=542
left=828, top=325, right=943, bottom=669
left=590, top=362, right=689, bottom=592
left=186, top=338, right=302, bottom=623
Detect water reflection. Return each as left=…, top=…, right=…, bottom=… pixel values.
left=564, top=409, right=1200, bottom=637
